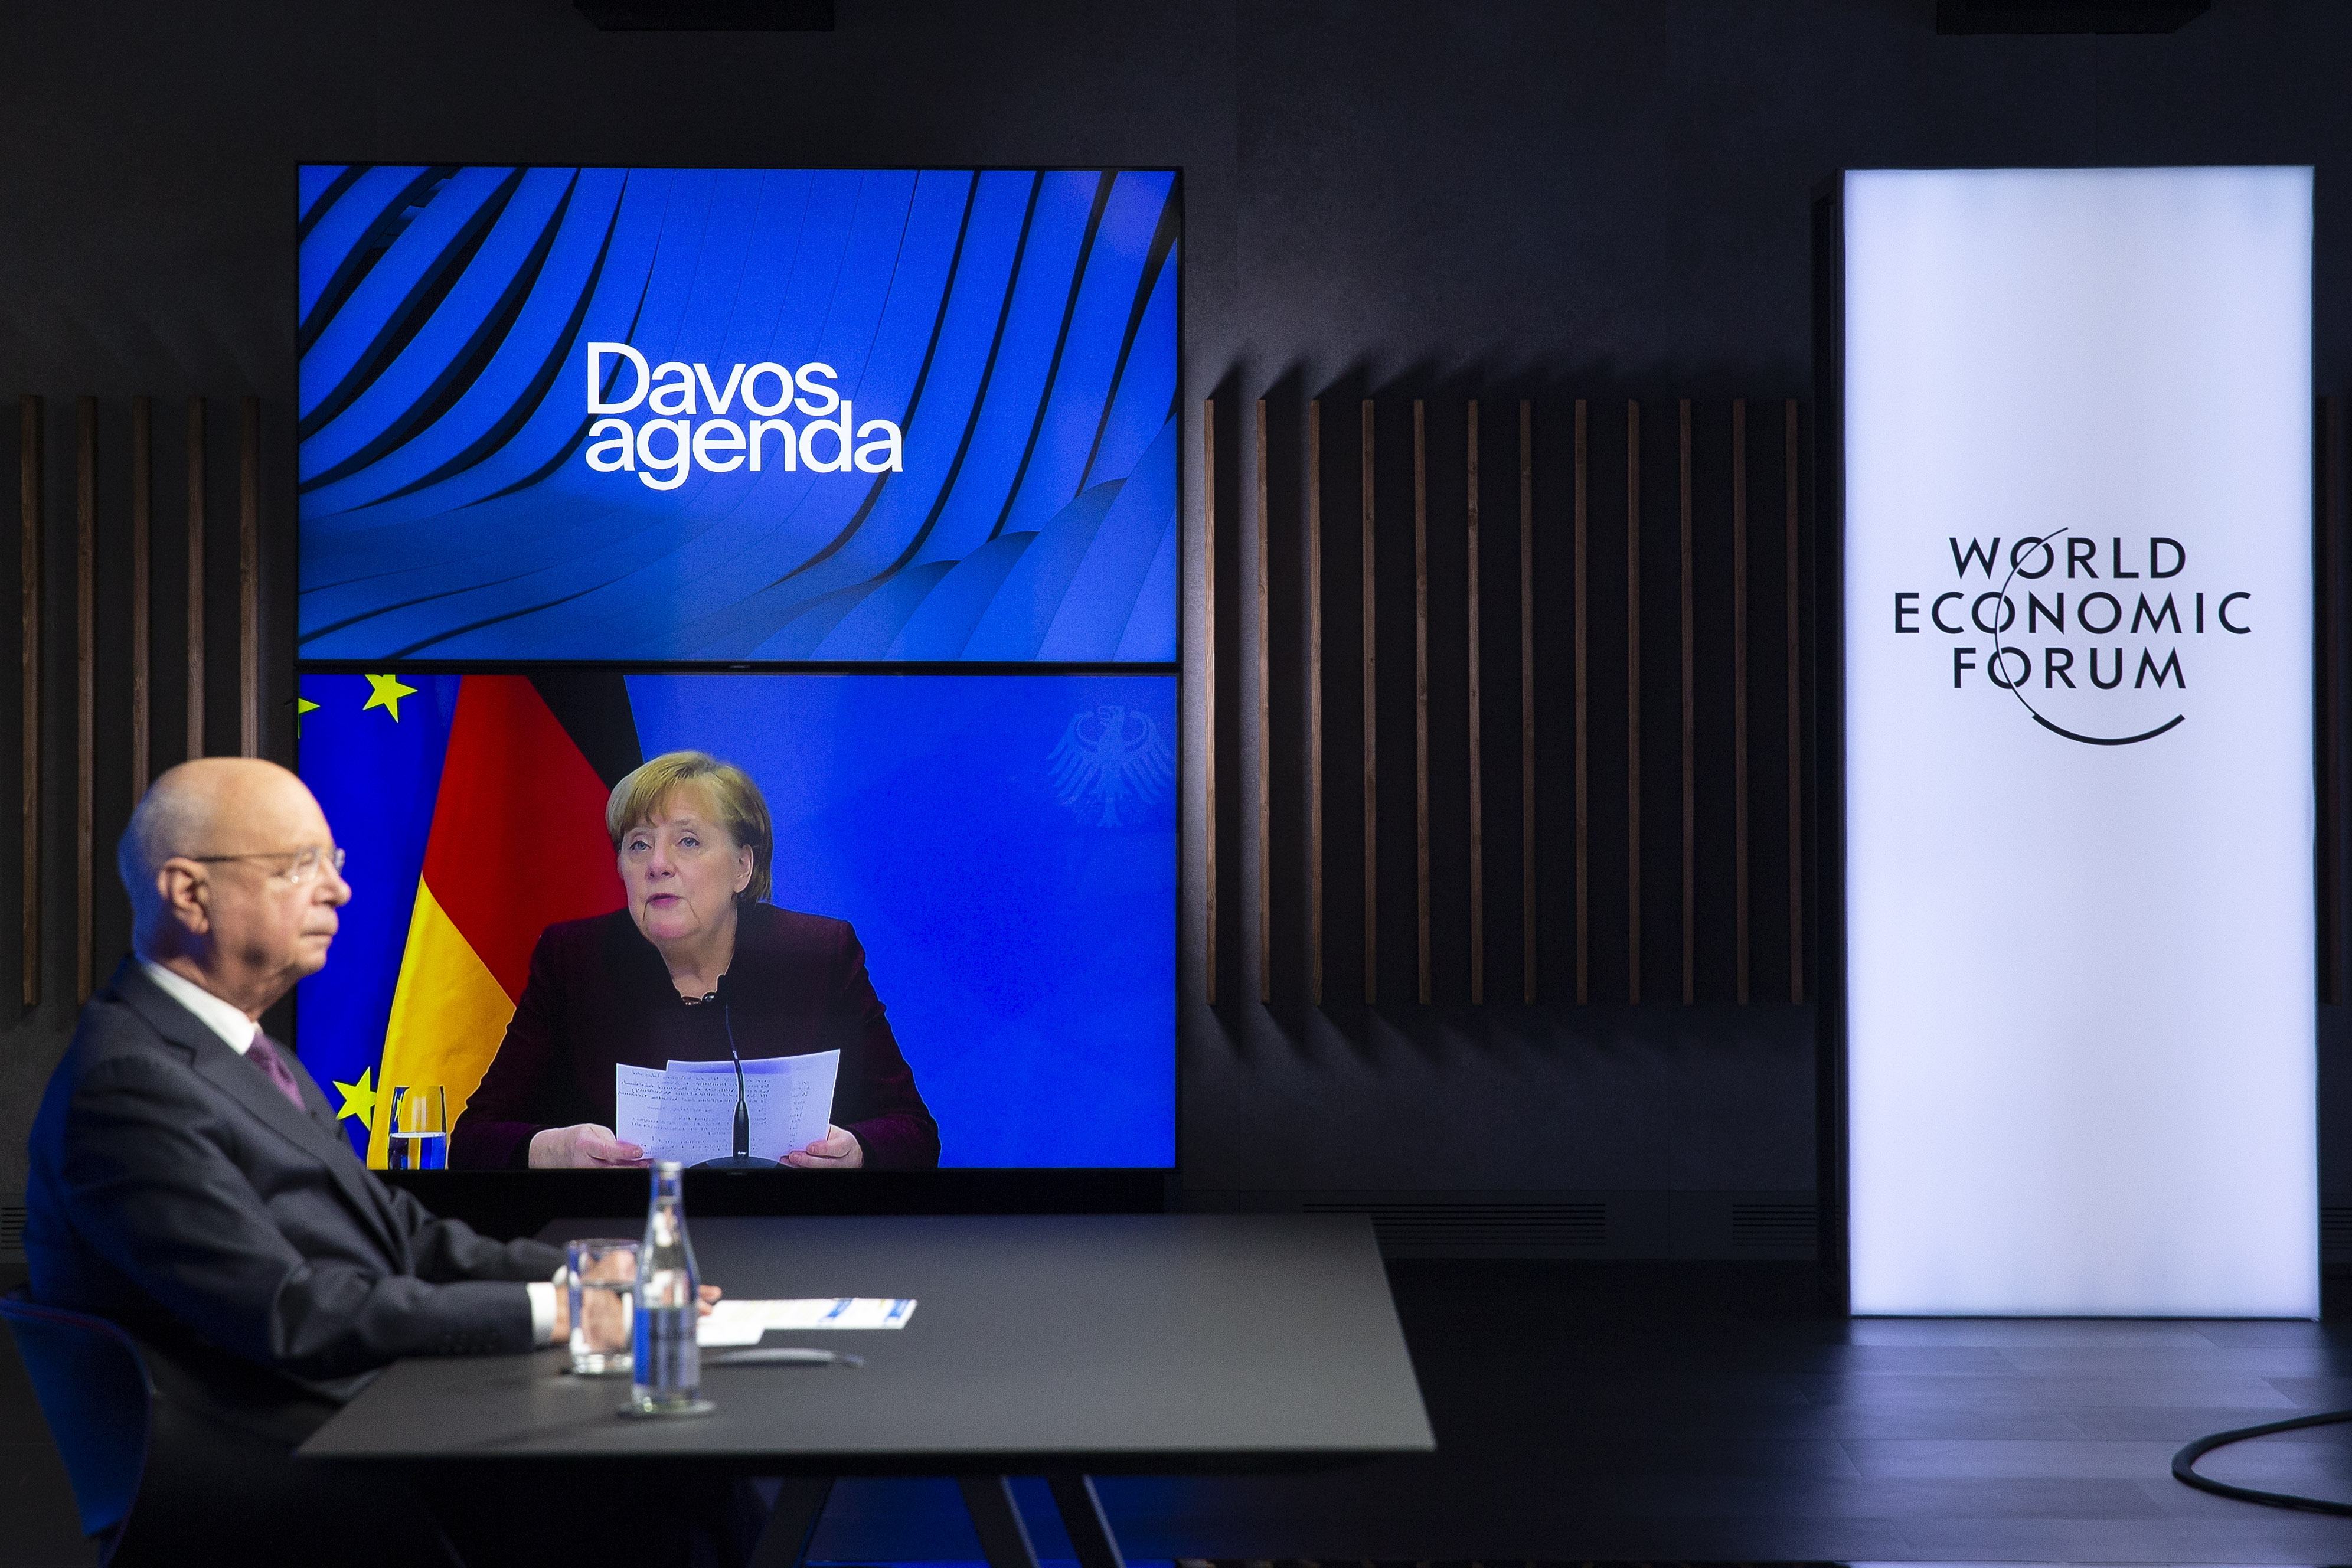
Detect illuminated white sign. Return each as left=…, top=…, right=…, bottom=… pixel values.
left=1843, top=167, right=2317, bottom=1317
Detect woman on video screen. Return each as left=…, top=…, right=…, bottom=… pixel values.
left=449, top=750, right=939, bottom=1170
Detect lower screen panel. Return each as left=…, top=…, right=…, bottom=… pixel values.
left=293, top=669, right=1176, bottom=1171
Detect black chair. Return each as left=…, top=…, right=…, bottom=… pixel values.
left=0, top=1289, right=151, bottom=1564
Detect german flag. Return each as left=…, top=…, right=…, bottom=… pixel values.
left=366, top=677, right=635, bottom=1162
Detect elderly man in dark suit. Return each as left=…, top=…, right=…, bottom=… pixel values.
left=22, top=757, right=659, bottom=1566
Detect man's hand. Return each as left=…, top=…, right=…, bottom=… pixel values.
left=550, top=1282, right=722, bottom=1342
left=783, top=1124, right=864, bottom=1169
left=530, top=1123, right=648, bottom=1168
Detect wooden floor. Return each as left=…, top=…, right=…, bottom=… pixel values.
left=6, top=1258, right=2351, bottom=1565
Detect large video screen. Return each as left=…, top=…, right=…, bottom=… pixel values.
left=296, top=165, right=1180, bottom=662
left=292, top=165, right=1180, bottom=1174
left=294, top=670, right=1176, bottom=1169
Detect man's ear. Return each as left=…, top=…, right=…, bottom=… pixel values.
left=155, top=861, right=211, bottom=935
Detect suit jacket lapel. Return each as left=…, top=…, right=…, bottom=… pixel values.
left=113, top=963, right=402, bottom=1259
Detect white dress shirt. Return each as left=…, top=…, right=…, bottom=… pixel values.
left=137, top=958, right=558, bottom=1345
left=140, top=959, right=258, bottom=1054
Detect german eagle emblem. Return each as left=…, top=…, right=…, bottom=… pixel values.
left=1048, top=705, right=1174, bottom=828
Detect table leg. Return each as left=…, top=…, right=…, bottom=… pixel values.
left=1046, top=1474, right=1126, bottom=1568
left=746, top=1476, right=834, bottom=1568
left=957, top=1474, right=1041, bottom=1568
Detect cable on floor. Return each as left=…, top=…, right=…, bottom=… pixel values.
left=2172, top=1407, right=2352, bottom=1515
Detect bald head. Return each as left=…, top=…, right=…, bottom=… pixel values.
left=122, top=761, right=349, bottom=1015
left=122, top=759, right=306, bottom=937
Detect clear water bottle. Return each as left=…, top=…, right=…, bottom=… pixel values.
left=627, top=1161, right=708, bottom=1416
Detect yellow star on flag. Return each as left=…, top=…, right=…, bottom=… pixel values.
left=296, top=697, right=319, bottom=736
left=362, top=674, right=418, bottom=722
left=332, top=1066, right=379, bottom=1126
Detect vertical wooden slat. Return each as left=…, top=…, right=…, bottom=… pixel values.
left=131, top=397, right=151, bottom=802
left=1413, top=400, right=1431, bottom=1005
left=1679, top=401, right=1695, bottom=1005
left=2325, top=396, right=2344, bottom=1005
left=1361, top=401, right=1377, bottom=1005
left=1204, top=401, right=1217, bottom=1004
left=239, top=396, right=259, bottom=759
left=1306, top=400, right=1324, bottom=1007
left=186, top=396, right=204, bottom=763
left=1519, top=400, right=1536, bottom=1005
left=1466, top=401, right=1484, bottom=1006
left=1573, top=399, right=1589, bottom=1005
left=1785, top=398, right=1804, bottom=1004
left=76, top=398, right=94, bottom=1005
left=21, top=395, right=43, bottom=1009
left=1255, top=400, right=1271, bottom=1005
left=1625, top=401, right=1642, bottom=1005
left=1732, top=400, right=1751, bottom=1004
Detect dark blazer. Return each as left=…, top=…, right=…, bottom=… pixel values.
left=452, top=903, right=940, bottom=1171
left=25, top=959, right=563, bottom=1408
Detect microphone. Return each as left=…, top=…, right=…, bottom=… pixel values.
left=720, top=972, right=750, bottom=1159
left=692, top=971, right=779, bottom=1170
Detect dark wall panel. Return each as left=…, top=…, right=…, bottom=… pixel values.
left=6, top=0, right=2352, bottom=1207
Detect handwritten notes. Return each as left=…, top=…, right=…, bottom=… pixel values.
left=613, top=1051, right=841, bottom=1166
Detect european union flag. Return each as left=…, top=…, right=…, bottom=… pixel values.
left=293, top=672, right=460, bottom=1155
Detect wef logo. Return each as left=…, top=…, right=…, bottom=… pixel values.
left=580, top=342, right=906, bottom=491
left=1890, top=533, right=2254, bottom=746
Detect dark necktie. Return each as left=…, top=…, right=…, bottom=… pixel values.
left=244, top=1034, right=309, bottom=1114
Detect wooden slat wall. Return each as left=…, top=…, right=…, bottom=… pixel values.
left=1255, top=400, right=1272, bottom=1005
left=1573, top=400, right=1589, bottom=1005
left=1306, top=401, right=1325, bottom=1007
left=131, top=398, right=151, bottom=802
left=239, top=396, right=260, bottom=759
left=1785, top=399, right=1804, bottom=1005
left=1360, top=401, right=1377, bottom=1005
left=1413, top=401, right=1432, bottom=1006
left=1732, top=400, right=1750, bottom=1004
left=1203, top=400, right=1218, bottom=1007
left=187, top=397, right=205, bottom=762
left=1465, top=401, right=1484, bottom=1006
left=2324, top=395, right=2345, bottom=1007
left=1678, top=401, right=1696, bottom=1005
left=1203, top=391, right=1813, bottom=1012
left=21, top=396, right=43, bottom=1008
left=10, top=391, right=264, bottom=1013
left=1625, top=402, right=1642, bottom=1005
left=1518, top=401, right=1536, bottom=1004
left=75, top=399, right=94, bottom=1004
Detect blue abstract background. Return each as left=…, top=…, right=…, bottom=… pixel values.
left=296, top=168, right=1180, bottom=662
left=294, top=671, right=1177, bottom=1168
left=631, top=675, right=1176, bottom=1167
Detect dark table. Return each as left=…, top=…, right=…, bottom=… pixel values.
left=299, top=1214, right=1433, bottom=1568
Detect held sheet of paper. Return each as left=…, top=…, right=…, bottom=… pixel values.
left=613, top=1051, right=841, bottom=1166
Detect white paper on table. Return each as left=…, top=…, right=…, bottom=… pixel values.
left=697, top=1298, right=917, bottom=1346
left=611, top=1052, right=841, bottom=1166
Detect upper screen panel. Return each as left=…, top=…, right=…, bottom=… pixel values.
left=296, top=166, right=1180, bottom=663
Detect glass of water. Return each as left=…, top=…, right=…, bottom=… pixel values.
left=567, top=1238, right=637, bottom=1377
left=386, top=1085, right=447, bottom=1170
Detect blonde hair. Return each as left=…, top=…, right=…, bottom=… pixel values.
left=606, top=751, right=773, bottom=903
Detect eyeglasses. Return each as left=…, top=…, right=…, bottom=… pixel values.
left=185, top=845, right=348, bottom=884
